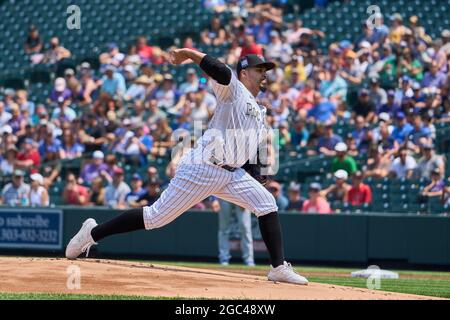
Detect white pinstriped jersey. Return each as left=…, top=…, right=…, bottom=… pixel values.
left=189, top=67, right=268, bottom=168
left=142, top=66, right=278, bottom=229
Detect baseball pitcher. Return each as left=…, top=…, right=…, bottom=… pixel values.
left=66, top=48, right=308, bottom=285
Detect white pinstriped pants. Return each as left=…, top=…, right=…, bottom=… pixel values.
left=143, top=162, right=277, bottom=230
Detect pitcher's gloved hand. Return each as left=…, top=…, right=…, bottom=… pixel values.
left=241, top=161, right=270, bottom=186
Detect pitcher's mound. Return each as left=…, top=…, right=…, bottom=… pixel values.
left=0, top=257, right=438, bottom=299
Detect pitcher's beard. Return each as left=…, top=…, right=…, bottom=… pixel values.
left=259, top=84, right=267, bottom=92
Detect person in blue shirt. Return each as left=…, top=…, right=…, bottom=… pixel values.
left=391, top=112, right=414, bottom=144
left=125, top=173, right=146, bottom=208
left=378, top=90, right=401, bottom=117
left=135, top=125, right=154, bottom=166
left=409, top=113, right=431, bottom=150
left=317, top=123, right=343, bottom=156
left=289, top=117, right=309, bottom=148
left=101, top=65, right=126, bottom=100
left=319, top=64, right=348, bottom=104
left=38, top=127, right=62, bottom=162
left=307, top=92, right=337, bottom=124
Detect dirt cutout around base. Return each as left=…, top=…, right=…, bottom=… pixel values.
left=0, top=257, right=442, bottom=300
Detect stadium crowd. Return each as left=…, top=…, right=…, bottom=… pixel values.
left=0, top=0, right=449, bottom=213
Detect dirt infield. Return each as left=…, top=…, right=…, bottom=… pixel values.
left=0, top=257, right=441, bottom=300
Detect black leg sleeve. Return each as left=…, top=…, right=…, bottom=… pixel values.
left=258, top=212, right=285, bottom=268
left=91, top=208, right=145, bottom=242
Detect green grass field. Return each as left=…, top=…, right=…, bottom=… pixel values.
left=1, top=260, right=449, bottom=299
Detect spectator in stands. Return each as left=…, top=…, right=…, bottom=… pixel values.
left=203, top=0, right=227, bottom=13
left=286, top=182, right=304, bottom=212
left=42, top=36, right=71, bottom=65
left=0, top=169, right=30, bottom=206
left=60, top=128, right=84, bottom=160
left=63, top=172, right=90, bottom=206
left=331, top=142, right=358, bottom=175
left=29, top=173, right=49, bottom=207
left=420, top=168, right=445, bottom=199
left=135, top=36, right=155, bottom=63
left=15, top=90, right=36, bottom=116
left=24, top=25, right=43, bottom=56
left=103, top=167, right=131, bottom=209
left=301, top=183, right=332, bottom=214
left=100, top=65, right=126, bottom=101
left=266, top=180, right=288, bottom=211
left=284, top=19, right=324, bottom=46
left=78, top=62, right=99, bottom=106
left=125, top=173, right=146, bottom=208
left=368, top=77, right=387, bottom=110
left=64, top=69, right=84, bottom=103
left=409, top=114, right=432, bottom=152
left=377, top=90, right=400, bottom=117
left=0, top=101, right=12, bottom=127
left=391, top=112, right=413, bottom=144
left=319, top=64, right=348, bottom=104
left=15, top=138, right=41, bottom=170
left=179, top=68, right=199, bottom=94
left=345, top=171, right=372, bottom=206
left=7, top=103, right=26, bottom=137
left=80, top=113, right=107, bottom=153
left=289, top=117, right=309, bottom=148
left=317, top=123, right=342, bottom=156
left=365, top=145, right=393, bottom=179
left=88, top=177, right=105, bottom=206
left=154, top=74, right=178, bottom=109
left=48, top=76, right=72, bottom=107
left=132, top=179, right=161, bottom=207
left=265, top=30, right=293, bottom=64
left=0, top=146, right=17, bottom=175
left=307, top=92, right=337, bottom=124
left=442, top=183, right=450, bottom=208
left=388, top=13, right=410, bottom=44
left=151, top=117, right=173, bottom=157
left=80, top=150, right=108, bottom=185
left=415, top=143, right=445, bottom=180
left=422, top=61, right=447, bottom=89
left=351, top=115, right=372, bottom=152
left=352, top=89, right=376, bottom=123
left=201, top=16, right=227, bottom=46
left=38, top=127, right=62, bottom=163
left=226, top=38, right=243, bottom=66
left=240, top=33, right=263, bottom=57
left=3, top=88, right=16, bottom=111
left=389, top=147, right=417, bottom=179
left=100, top=42, right=125, bottom=67
left=124, top=75, right=152, bottom=102
left=339, top=50, right=364, bottom=86
left=321, top=170, right=351, bottom=204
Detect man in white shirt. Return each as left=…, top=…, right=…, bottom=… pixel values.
left=389, top=147, right=417, bottom=179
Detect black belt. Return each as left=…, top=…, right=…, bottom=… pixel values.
left=221, top=165, right=237, bottom=172
left=210, top=157, right=237, bottom=172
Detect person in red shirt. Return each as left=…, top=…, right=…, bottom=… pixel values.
left=295, top=79, right=316, bottom=117
left=345, top=171, right=373, bottom=206
left=63, top=172, right=90, bottom=206
left=136, top=36, right=154, bottom=63
left=240, top=33, right=263, bottom=57
left=16, top=138, right=41, bottom=170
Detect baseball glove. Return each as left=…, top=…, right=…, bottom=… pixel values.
left=241, top=161, right=270, bottom=186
